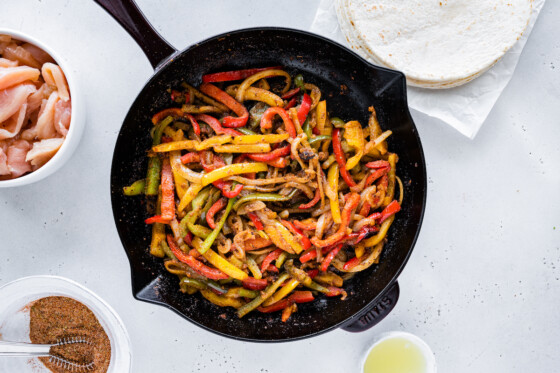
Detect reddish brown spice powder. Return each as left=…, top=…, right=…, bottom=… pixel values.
left=29, top=296, right=111, bottom=373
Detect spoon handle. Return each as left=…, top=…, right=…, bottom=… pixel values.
left=0, top=340, right=51, bottom=357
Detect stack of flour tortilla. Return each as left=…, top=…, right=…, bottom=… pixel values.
left=335, top=0, right=533, bottom=89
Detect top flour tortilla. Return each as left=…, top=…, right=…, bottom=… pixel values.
left=343, top=0, right=532, bottom=84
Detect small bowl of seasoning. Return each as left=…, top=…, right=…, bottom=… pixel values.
left=0, top=276, right=131, bottom=373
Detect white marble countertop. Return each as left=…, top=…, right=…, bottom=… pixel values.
left=1, top=0, right=559, bottom=372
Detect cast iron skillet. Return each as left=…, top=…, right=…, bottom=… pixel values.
left=99, top=0, right=427, bottom=342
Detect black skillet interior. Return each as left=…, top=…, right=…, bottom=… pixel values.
left=110, top=28, right=426, bottom=342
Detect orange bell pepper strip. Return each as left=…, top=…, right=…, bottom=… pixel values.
left=299, top=188, right=320, bottom=209
left=199, top=83, right=248, bottom=128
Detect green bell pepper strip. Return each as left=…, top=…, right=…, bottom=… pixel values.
left=160, top=241, right=177, bottom=261
left=302, top=119, right=312, bottom=140
left=187, top=222, right=212, bottom=239
left=225, top=287, right=259, bottom=299
left=236, top=127, right=257, bottom=135
left=123, top=179, right=145, bottom=196
left=308, top=135, right=331, bottom=146
left=145, top=116, right=174, bottom=195
left=199, top=197, right=237, bottom=255
left=237, top=272, right=290, bottom=318
left=294, top=74, right=305, bottom=91
left=330, top=117, right=346, bottom=129
left=179, top=277, right=227, bottom=295
left=275, top=252, right=288, bottom=269
left=232, top=193, right=291, bottom=211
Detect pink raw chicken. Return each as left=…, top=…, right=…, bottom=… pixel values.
left=36, top=91, right=60, bottom=139
left=0, top=58, right=18, bottom=68
left=42, top=63, right=69, bottom=101
left=26, top=138, right=64, bottom=168
left=0, top=83, right=36, bottom=123
left=54, top=99, right=71, bottom=136
left=0, top=65, right=40, bottom=90
left=6, top=139, right=31, bottom=177
left=0, top=103, right=27, bottom=140
left=0, top=145, right=9, bottom=175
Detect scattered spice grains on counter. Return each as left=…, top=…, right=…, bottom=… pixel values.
left=29, top=296, right=111, bottom=373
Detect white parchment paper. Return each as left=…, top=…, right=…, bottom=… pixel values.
left=310, top=0, right=546, bottom=139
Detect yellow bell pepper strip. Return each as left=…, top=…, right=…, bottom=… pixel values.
left=152, top=135, right=232, bottom=153
left=192, top=237, right=248, bottom=281
left=232, top=193, right=291, bottom=211
left=200, top=289, right=244, bottom=309
left=236, top=69, right=291, bottom=103
left=237, top=272, right=290, bottom=318
left=123, top=179, right=145, bottom=196
left=260, top=218, right=304, bottom=254
left=327, top=163, right=342, bottom=224
left=383, top=153, right=398, bottom=206
left=316, top=100, right=327, bottom=133
left=314, top=271, right=344, bottom=287
left=262, top=278, right=300, bottom=307
left=214, top=144, right=271, bottom=153
left=160, top=159, right=175, bottom=221
left=178, top=183, right=204, bottom=212
left=225, top=85, right=284, bottom=108
left=231, top=133, right=289, bottom=145
left=343, top=120, right=365, bottom=170
left=332, top=128, right=357, bottom=187
left=367, top=106, right=388, bottom=155
left=200, top=83, right=249, bottom=128
left=199, top=197, right=236, bottom=254
left=355, top=243, right=366, bottom=258
left=202, top=66, right=282, bottom=83
left=224, top=287, right=259, bottom=299
left=145, top=116, right=173, bottom=195
left=363, top=215, right=395, bottom=247
left=200, top=162, right=268, bottom=187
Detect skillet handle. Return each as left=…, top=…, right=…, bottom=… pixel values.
left=93, top=0, right=177, bottom=69
left=341, top=282, right=399, bottom=333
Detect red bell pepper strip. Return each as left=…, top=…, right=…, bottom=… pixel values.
left=161, top=136, right=172, bottom=143
left=281, top=220, right=312, bottom=251
left=358, top=202, right=371, bottom=217
left=220, top=181, right=244, bottom=198
left=306, top=269, right=319, bottom=279
left=343, top=255, right=366, bottom=271
left=320, top=243, right=343, bottom=272
left=364, top=166, right=390, bottom=187
left=367, top=212, right=382, bottom=220
left=247, top=212, right=264, bottom=230
left=166, top=235, right=228, bottom=280
left=242, top=277, right=268, bottom=291
left=184, top=113, right=201, bottom=135
left=297, top=93, right=312, bottom=125
left=312, top=126, right=320, bottom=135
left=299, top=188, right=320, bottom=209
left=257, top=299, right=290, bottom=313
left=281, top=87, right=300, bottom=100
left=264, top=157, right=288, bottom=168
left=325, top=286, right=345, bottom=297
left=184, top=231, right=193, bottom=246
left=293, top=220, right=317, bottom=231
left=247, top=145, right=290, bottom=162
left=366, top=160, right=391, bottom=169
left=199, top=83, right=248, bottom=128
left=188, top=248, right=201, bottom=258
left=284, top=97, right=297, bottom=109
left=260, top=107, right=297, bottom=138
left=261, top=248, right=284, bottom=272
left=311, top=192, right=360, bottom=248
left=256, top=290, right=314, bottom=313
left=289, top=291, right=314, bottom=303
left=206, top=197, right=227, bottom=229
left=180, top=152, right=200, bottom=164
left=195, top=114, right=241, bottom=137
left=332, top=128, right=357, bottom=187
left=200, top=151, right=244, bottom=197
left=202, top=66, right=282, bottom=83
left=161, top=158, right=175, bottom=221
left=379, top=200, right=401, bottom=223
left=144, top=215, right=170, bottom=224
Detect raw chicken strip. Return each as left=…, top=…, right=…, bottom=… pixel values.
left=3, top=43, right=41, bottom=68
left=54, top=99, right=71, bottom=137
left=36, top=91, right=60, bottom=139
left=27, top=83, right=54, bottom=115
left=0, top=58, right=18, bottom=68
left=0, top=65, right=40, bottom=90
left=26, top=138, right=64, bottom=168
left=42, top=63, right=69, bottom=101
left=0, top=83, right=36, bottom=123
left=0, top=146, right=9, bottom=175
left=0, top=103, right=27, bottom=140
left=7, top=139, right=31, bottom=177
left=21, top=43, right=55, bottom=66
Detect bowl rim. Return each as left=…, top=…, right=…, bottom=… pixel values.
left=0, top=27, right=84, bottom=187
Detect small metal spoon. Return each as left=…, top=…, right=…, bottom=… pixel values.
left=0, top=337, right=94, bottom=372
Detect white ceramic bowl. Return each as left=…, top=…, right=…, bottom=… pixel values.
left=0, top=276, right=132, bottom=372
left=361, top=331, right=437, bottom=373
left=0, top=28, right=85, bottom=187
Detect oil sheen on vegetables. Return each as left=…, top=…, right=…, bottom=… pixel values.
left=364, top=337, right=427, bottom=373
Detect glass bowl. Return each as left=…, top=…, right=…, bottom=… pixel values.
left=0, top=276, right=131, bottom=372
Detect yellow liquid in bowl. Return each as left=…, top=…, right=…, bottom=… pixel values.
left=364, top=337, right=427, bottom=373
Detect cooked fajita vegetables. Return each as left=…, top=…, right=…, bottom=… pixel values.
left=124, top=67, right=403, bottom=322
